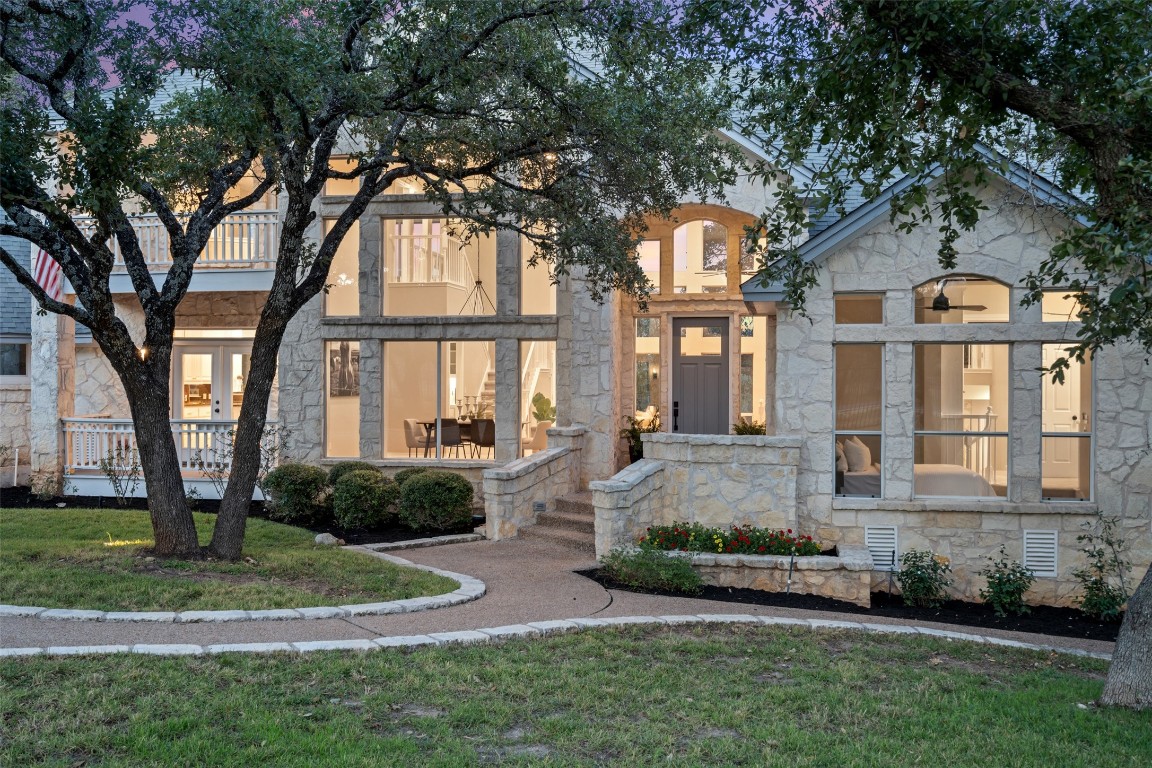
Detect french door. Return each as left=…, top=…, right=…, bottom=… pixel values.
left=172, top=345, right=252, bottom=421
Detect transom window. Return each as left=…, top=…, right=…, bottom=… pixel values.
left=914, top=276, right=1010, bottom=324
left=673, top=219, right=729, bottom=294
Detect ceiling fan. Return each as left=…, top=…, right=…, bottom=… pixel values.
left=922, top=279, right=986, bottom=313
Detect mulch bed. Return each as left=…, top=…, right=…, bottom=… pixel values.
left=577, top=568, right=1122, bottom=643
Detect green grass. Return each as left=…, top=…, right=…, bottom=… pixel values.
left=0, top=508, right=457, bottom=611
left=1, top=625, right=1148, bottom=767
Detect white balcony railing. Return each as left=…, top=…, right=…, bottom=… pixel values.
left=386, top=233, right=469, bottom=287
left=62, top=418, right=279, bottom=476
left=73, top=210, right=281, bottom=270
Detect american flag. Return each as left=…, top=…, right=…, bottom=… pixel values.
left=33, top=248, right=62, bottom=302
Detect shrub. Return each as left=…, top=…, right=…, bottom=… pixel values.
left=979, top=547, right=1035, bottom=617
left=328, top=461, right=381, bottom=487
left=397, top=471, right=474, bottom=532
left=640, top=522, right=822, bottom=556
left=600, top=548, right=702, bottom=595
left=392, top=466, right=431, bottom=487
left=262, top=463, right=330, bottom=526
left=1073, top=516, right=1132, bottom=621
left=732, top=418, right=766, bottom=435
left=333, top=470, right=399, bottom=531
left=896, top=549, right=952, bottom=608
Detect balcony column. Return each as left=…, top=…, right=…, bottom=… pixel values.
left=494, top=338, right=520, bottom=463
left=30, top=308, right=75, bottom=492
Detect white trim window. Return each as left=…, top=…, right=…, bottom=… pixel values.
left=0, top=339, right=30, bottom=384
left=1041, top=345, right=1093, bottom=501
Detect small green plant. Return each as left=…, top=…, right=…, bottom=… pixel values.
left=98, top=441, right=141, bottom=506
left=896, top=549, right=953, bottom=608
left=600, top=548, right=702, bottom=595
left=640, top=522, right=821, bottom=556
left=392, top=466, right=431, bottom=487
left=185, top=486, right=203, bottom=512
left=28, top=471, right=59, bottom=501
left=531, top=392, right=557, bottom=423
left=732, top=418, right=766, bottom=435
left=397, top=471, right=474, bottom=532
left=262, top=463, right=330, bottom=526
left=327, top=461, right=381, bottom=487
left=979, top=547, right=1034, bottom=617
left=1073, top=516, right=1131, bottom=621
left=619, top=412, right=661, bottom=462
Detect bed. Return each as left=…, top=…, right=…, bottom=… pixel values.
left=838, top=463, right=999, bottom=498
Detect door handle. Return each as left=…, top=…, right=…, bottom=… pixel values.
left=673, top=401, right=679, bottom=432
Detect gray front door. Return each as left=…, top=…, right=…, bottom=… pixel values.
left=672, top=317, right=729, bottom=434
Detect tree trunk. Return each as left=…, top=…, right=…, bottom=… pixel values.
left=208, top=317, right=287, bottom=559
left=125, top=382, right=201, bottom=557
left=1100, top=565, right=1152, bottom=709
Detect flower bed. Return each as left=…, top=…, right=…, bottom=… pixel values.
left=640, top=522, right=822, bottom=556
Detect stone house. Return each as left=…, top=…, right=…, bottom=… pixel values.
left=4, top=110, right=1149, bottom=605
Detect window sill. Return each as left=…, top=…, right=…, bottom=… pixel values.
left=832, top=497, right=1098, bottom=515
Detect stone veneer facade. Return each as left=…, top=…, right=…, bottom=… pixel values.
left=773, top=180, right=1152, bottom=606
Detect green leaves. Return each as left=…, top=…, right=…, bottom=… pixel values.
left=736, top=0, right=1152, bottom=373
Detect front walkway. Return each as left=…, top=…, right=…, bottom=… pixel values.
left=0, top=538, right=1115, bottom=657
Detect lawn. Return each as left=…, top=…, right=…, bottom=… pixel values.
left=0, top=625, right=1147, bottom=767
left=0, top=508, right=457, bottom=611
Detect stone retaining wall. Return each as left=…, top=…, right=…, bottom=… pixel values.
left=590, top=433, right=803, bottom=557
left=667, top=544, right=875, bottom=607
left=590, top=459, right=664, bottom=556
left=483, top=426, right=585, bottom=539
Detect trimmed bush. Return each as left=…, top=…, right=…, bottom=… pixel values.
left=262, top=463, right=329, bottom=526
left=979, top=547, right=1035, bottom=617
left=600, top=548, right=702, bottom=595
left=333, top=470, right=399, bottom=531
left=328, top=461, right=381, bottom=487
left=392, top=466, right=431, bottom=487
left=397, top=471, right=474, bottom=532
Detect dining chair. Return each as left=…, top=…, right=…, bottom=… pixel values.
left=403, top=419, right=423, bottom=457
left=438, top=418, right=463, bottom=458
left=471, top=418, right=496, bottom=459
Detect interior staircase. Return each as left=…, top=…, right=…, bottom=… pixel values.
left=520, top=491, right=595, bottom=553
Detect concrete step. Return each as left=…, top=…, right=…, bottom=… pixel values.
left=536, top=509, right=595, bottom=534
left=554, top=491, right=593, bottom=517
left=520, top=523, right=595, bottom=554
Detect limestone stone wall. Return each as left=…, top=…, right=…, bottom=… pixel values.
left=484, top=426, right=585, bottom=539
left=590, top=458, right=665, bottom=555
left=774, top=179, right=1152, bottom=605
left=644, top=433, right=801, bottom=530
left=668, top=545, right=875, bottom=607
left=0, top=384, right=31, bottom=486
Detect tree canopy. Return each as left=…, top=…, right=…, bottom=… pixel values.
left=0, top=0, right=742, bottom=558
left=740, top=0, right=1151, bottom=379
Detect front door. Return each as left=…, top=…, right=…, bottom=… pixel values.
left=173, top=345, right=252, bottom=421
left=672, top=317, right=729, bottom=434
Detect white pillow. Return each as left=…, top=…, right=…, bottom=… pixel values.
left=835, top=441, right=848, bottom=472
left=843, top=436, right=871, bottom=472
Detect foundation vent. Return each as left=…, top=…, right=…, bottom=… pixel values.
left=532, top=501, right=546, bottom=514
left=865, top=526, right=898, bottom=571
left=1023, top=530, right=1059, bottom=578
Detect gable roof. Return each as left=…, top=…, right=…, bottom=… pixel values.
left=741, top=144, right=1086, bottom=302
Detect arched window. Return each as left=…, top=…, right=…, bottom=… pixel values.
left=914, top=275, right=1010, bottom=324
left=673, top=219, right=728, bottom=294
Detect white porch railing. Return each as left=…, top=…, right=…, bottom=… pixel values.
left=62, top=418, right=279, bottom=475
left=72, top=210, right=281, bottom=270
left=386, top=232, right=469, bottom=286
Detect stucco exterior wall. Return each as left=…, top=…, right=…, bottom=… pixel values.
left=774, top=179, right=1152, bottom=605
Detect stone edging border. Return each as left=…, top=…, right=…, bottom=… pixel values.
left=0, top=613, right=1112, bottom=660
left=0, top=546, right=484, bottom=623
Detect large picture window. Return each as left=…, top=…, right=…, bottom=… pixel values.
left=325, top=340, right=360, bottom=457
left=835, top=345, right=884, bottom=497
left=914, top=343, right=1008, bottom=497
left=382, top=340, right=496, bottom=460
left=381, top=219, right=496, bottom=317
